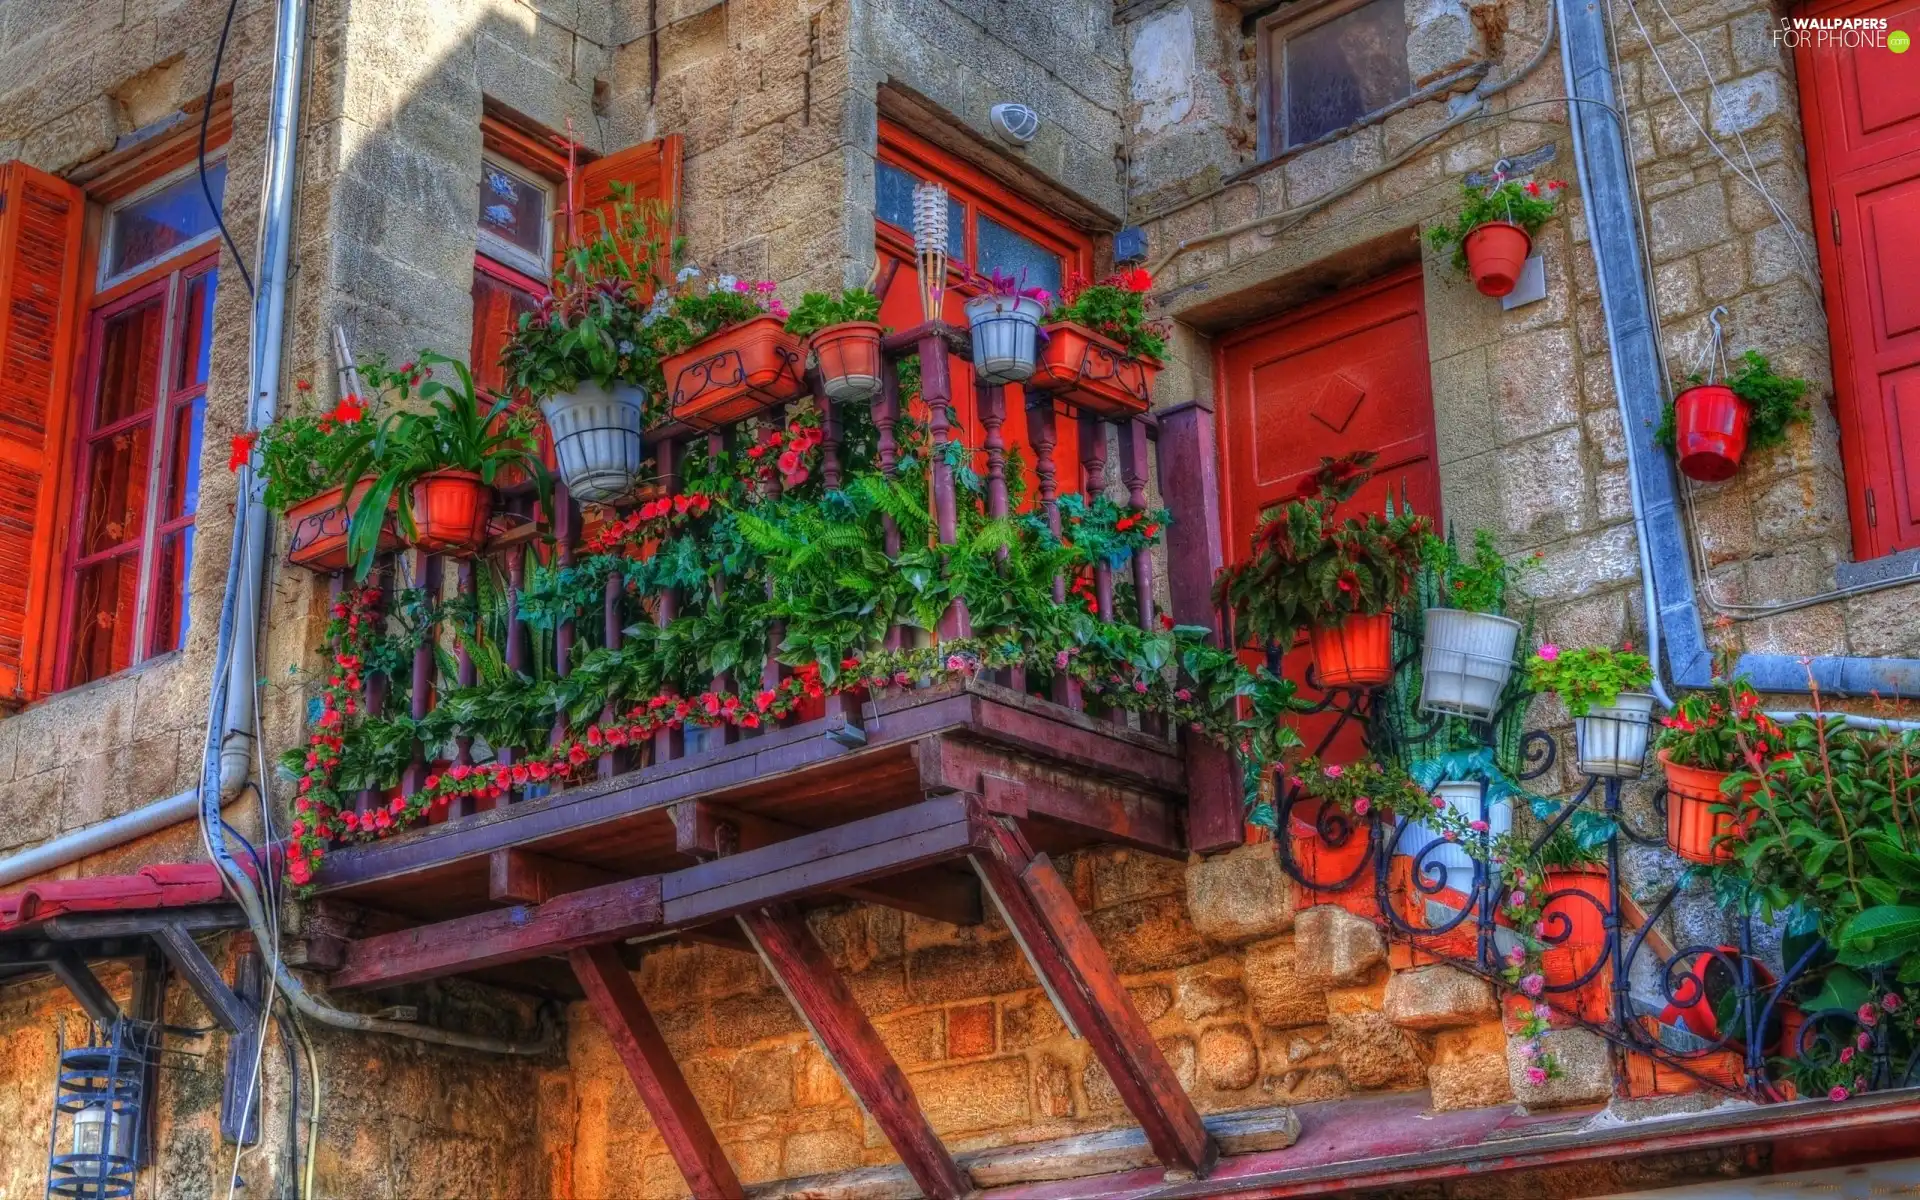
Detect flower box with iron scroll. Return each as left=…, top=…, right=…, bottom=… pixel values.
left=664, top=314, right=808, bottom=430
left=1029, top=322, right=1160, bottom=419
left=286, top=481, right=399, bottom=572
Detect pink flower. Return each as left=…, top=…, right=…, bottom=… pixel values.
left=1509, top=890, right=1528, bottom=908
left=946, top=654, right=966, bottom=671
left=1537, top=644, right=1560, bottom=662
left=1859, top=1002, right=1880, bottom=1027
left=1829, top=1086, right=1850, bottom=1102
left=1323, top=764, right=1344, bottom=779
left=1353, top=797, right=1371, bottom=816
left=1525, top=1066, right=1549, bottom=1086
left=1857, top=1031, right=1872, bottom=1051
left=1884, top=993, right=1903, bottom=1012
left=1470, top=819, right=1489, bottom=833
left=1056, top=651, right=1070, bottom=669
left=1840, top=1047, right=1855, bottom=1064
left=1431, top=795, right=1446, bottom=810
left=1507, top=945, right=1527, bottom=965
left=1134, top=680, right=1149, bottom=694
left=1519, top=973, right=1545, bottom=997
left=1175, top=688, right=1191, bottom=701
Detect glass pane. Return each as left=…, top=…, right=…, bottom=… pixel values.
left=68, top=553, right=143, bottom=686
left=874, top=160, right=965, bottom=259
left=976, top=214, right=1062, bottom=299
left=479, top=160, right=549, bottom=260
left=470, top=268, right=543, bottom=398
left=164, top=398, right=204, bottom=521
left=174, top=269, right=218, bottom=390
left=79, top=424, right=153, bottom=556
left=1280, top=0, right=1411, bottom=147
left=107, top=161, right=224, bottom=279
left=94, top=297, right=165, bottom=427
left=149, top=527, right=195, bottom=657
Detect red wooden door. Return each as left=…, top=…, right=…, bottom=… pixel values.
left=1798, top=0, right=1920, bottom=558
left=1216, top=266, right=1441, bottom=761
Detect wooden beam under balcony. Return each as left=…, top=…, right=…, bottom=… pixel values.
left=915, top=734, right=1184, bottom=858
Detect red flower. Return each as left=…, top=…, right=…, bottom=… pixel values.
left=568, top=743, right=590, bottom=765
left=1525, top=181, right=1541, bottom=196
left=228, top=432, right=257, bottom=472
left=326, top=396, right=366, bottom=425
left=1123, top=267, right=1152, bottom=292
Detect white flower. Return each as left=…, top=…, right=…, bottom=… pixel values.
left=676, top=265, right=700, bottom=283
left=617, top=340, right=634, bottom=354
left=717, top=273, right=738, bottom=292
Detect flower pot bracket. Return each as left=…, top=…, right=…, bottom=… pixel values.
left=1027, top=323, right=1157, bottom=419
left=670, top=342, right=805, bottom=429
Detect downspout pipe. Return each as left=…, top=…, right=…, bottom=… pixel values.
left=1561, top=0, right=1920, bottom=700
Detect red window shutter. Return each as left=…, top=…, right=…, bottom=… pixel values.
left=572, top=135, right=683, bottom=290
left=0, top=160, right=85, bottom=705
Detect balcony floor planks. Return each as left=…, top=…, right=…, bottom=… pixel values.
left=313, top=681, right=1187, bottom=923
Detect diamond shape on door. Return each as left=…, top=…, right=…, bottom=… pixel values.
left=1309, top=373, right=1366, bottom=433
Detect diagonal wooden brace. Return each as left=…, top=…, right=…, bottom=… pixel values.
left=740, top=904, right=972, bottom=1199
left=570, top=944, right=744, bottom=1199
left=970, top=817, right=1216, bottom=1177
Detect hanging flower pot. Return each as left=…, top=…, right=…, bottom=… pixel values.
left=1400, top=780, right=1508, bottom=899
left=407, top=469, right=493, bottom=555
left=1029, top=322, right=1159, bottom=418
left=664, top=315, right=807, bottom=430
left=809, top=321, right=885, bottom=405
left=1540, top=865, right=1612, bottom=1022
left=1307, top=611, right=1394, bottom=687
left=285, top=481, right=398, bottom=572
left=964, top=293, right=1045, bottom=384
left=1659, top=751, right=1760, bottom=863
left=1574, top=692, right=1657, bottom=778
left=1420, top=608, right=1521, bottom=719
left=1669, top=383, right=1749, bottom=482
left=539, top=381, right=648, bottom=504
left=1463, top=221, right=1533, bottom=297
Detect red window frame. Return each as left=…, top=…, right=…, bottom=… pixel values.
left=55, top=248, right=217, bottom=690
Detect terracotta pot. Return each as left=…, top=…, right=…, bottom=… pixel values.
left=1308, top=612, right=1394, bottom=688
left=285, top=481, right=398, bottom=572
left=1541, top=865, right=1613, bottom=1022
left=809, top=321, right=884, bottom=405
left=1463, top=221, right=1532, bottom=297
left=407, top=469, right=493, bottom=554
left=1290, top=797, right=1377, bottom=917
left=664, top=315, right=807, bottom=429
left=1029, top=322, right=1158, bottom=418
left=1660, top=751, right=1760, bottom=864
left=1671, top=383, right=1750, bottom=482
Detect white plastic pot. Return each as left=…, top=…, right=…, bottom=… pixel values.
left=1420, top=608, right=1522, bottom=720
left=540, top=381, right=648, bottom=504
left=964, top=293, right=1045, bottom=384
left=1574, top=691, right=1656, bottom=778
left=1401, top=780, right=1511, bottom=897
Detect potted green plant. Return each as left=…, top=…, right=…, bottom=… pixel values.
left=1528, top=644, right=1657, bottom=776
left=963, top=268, right=1050, bottom=385
left=1032, top=268, right=1165, bottom=418
left=785, top=287, right=883, bottom=405
left=1419, top=530, right=1537, bottom=720
left=1652, top=671, right=1779, bottom=863
left=502, top=185, right=672, bottom=504
left=656, top=267, right=804, bottom=428
left=342, top=352, right=551, bottom=574
left=1654, top=350, right=1810, bottom=482
left=1286, top=756, right=1423, bottom=907
left=1426, top=179, right=1567, bottom=297
left=1212, top=453, right=1429, bottom=687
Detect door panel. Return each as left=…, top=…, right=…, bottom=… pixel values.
left=1798, top=0, right=1920, bottom=557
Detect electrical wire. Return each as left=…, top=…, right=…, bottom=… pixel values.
left=200, top=0, right=255, bottom=299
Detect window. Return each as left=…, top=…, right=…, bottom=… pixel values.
left=477, top=152, right=553, bottom=283
left=100, top=157, right=225, bottom=286
left=1261, top=0, right=1411, bottom=155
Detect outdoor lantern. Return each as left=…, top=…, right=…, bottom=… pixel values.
left=47, top=1018, right=151, bottom=1200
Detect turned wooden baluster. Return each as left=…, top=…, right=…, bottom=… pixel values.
left=920, top=330, right=970, bottom=640
left=1123, top=417, right=1165, bottom=736
left=450, top=559, right=478, bottom=818
left=401, top=549, right=443, bottom=797
left=1026, top=396, right=1081, bottom=711
left=548, top=488, right=581, bottom=778
left=759, top=415, right=789, bottom=736
left=598, top=557, right=629, bottom=779
left=500, top=537, right=528, bottom=801
left=707, top=430, right=738, bottom=746
left=356, top=560, right=392, bottom=818
left=1080, top=414, right=1122, bottom=724
left=977, top=379, right=1024, bottom=692
left=652, top=437, right=685, bottom=767
left=874, top=358, right=904, bottom=653
left=816, top=375, right=865, bottom=733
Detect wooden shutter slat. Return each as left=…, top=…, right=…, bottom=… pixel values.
left=0, top=160, right=86, bottom=703
left=573, top=136, right=683, bottom=289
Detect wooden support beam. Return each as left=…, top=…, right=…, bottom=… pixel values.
left=570, top=944, right=744, bottom=1199
left=488, top=848, right=619, bottom=905
left=1182, top=732, right=1246, bottom=856
left=49, top=954, right=120, bottom=1026
left=971, top=818, right=1215, bottom=1177
left=741, top=905, right=971, bottom=1200
left=152, top=924, right=255, bottom=1033
left=916, top=736, right=1185, bottom=858
left=335, top=878, right=663, bottom=990
left=220, top=943, right=265, bottom=1144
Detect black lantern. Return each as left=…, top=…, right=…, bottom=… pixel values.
left=46, top=1018, right=152, bottom=1200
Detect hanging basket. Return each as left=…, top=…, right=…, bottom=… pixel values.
left=1419, top=608, right=1521, bottom=720
left=1029, top=322, right=1158, bottom=418
left=964, top=293, right=1045, bottom=385
left=1574, top=692, right=1657, bottom=778
left=809, top=321, right=885, bottom=405
left=664, top=315, right=807, bottom=430
left=1463, top=221, right=1532, bottom=297
left=285, top=481, right=398, bottom=572
left=1659, top=751, right=1760, bottom=863
left=1671, top=383, right=1749, bottom=482
left=540, top=381, right=648, bottom=504
left=407, top=469, right=493, bottom=555
left=1307, top=611, right=1394, bottom=687
left=1400, top=780, right=1509, bottom=899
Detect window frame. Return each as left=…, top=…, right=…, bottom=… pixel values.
left=96, top=151, right=228, bottom=292
left=476, top=149, right=556, bottom=283
left=1256, top=0, right=1413, bottom=161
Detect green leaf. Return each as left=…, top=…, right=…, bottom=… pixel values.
left=1836, top=905, right=1920, bottom=966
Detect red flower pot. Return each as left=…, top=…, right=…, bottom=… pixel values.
left=285, top=481, right=398, bottom=572
left=1291, top=797, right=1376, bottom=917
left=1029, top=322, right=1158, bottom=418
left=665, top=315, right=807, bottom=429
left=1671, top=384, right=1749, bottom=482
left=1463, top=221, right=1532, bottom=297
left=809, top=320, right=884, bottom=405
left=1540, top=865, right=1612, bottom=1022
left=1659, top=751, right=1760, bottom=864
left=1308, top=612, right=1394, bottom=687
left=408, top=469, right=493, bottom=555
